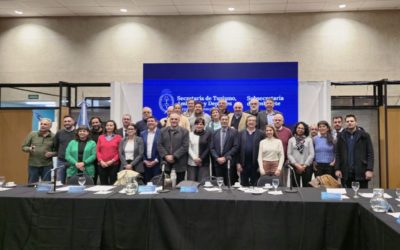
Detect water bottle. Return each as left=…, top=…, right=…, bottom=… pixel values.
left=370, top=188, right=388, bottom=212
left=170, top=169, right=177, bottom=188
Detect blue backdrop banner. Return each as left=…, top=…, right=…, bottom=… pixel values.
left=143, top=62, right=298, bottom=126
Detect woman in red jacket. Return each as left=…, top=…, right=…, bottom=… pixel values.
left=96, top=120, right=122, bottom=185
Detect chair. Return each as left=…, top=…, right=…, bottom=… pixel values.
left=66, top=174, right=94, bottom=185
left=257, top=175, right=281, bottom=187
left=199, top=176, right=218, bottom=186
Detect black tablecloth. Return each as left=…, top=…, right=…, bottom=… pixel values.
left=0, top=187, right=399, bottom=250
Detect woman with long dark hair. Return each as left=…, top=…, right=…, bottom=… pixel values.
left=96, top=120, right=122, bottom=185
left=287, top=122, right=315, bottom=187
left=313, top=120, right=336, bottom=177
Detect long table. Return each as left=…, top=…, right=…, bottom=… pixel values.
left=0, top=187, right=399, bottom=250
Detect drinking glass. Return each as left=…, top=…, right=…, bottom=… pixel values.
left=396, top=188, right=400, bottom=207
left=351, top=181, right=360, bottom=198
left=272, top=179, right=279, bottom=192
left=216, top=177, right=224, bottom=192
left=78, top=176, right=86, bottom=186
left=0, top=176, right=5, bottom=187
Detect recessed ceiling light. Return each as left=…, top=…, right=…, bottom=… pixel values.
left=228, top=7, right=235, bottom=12
left=14, top=10, right=23, bottom=15
left=120, top=8, right=128, bottom=13
left=339, top=4, right=346, bottom=9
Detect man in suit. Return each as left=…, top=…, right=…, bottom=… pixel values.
left=236, top=115, right=265, bottom=186
left=140, top=116, right=161, bottom=183
left=228, top=102, right=249, bottom=131
left=256, top=98, right=282, bottom=130
left=136, top=107, right=162, bottom=134
left=335, top=114, right=374, bottom=188
left=210, top=114, right=239, bottom=185
left=116, top=114, right=131, bottom=138
left=157, top=112, right=189, bottom=184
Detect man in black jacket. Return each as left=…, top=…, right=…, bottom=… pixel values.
left=335, top=114, right=374, bottom=188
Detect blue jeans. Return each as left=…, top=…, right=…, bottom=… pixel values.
left=56, top=159, right=68, bottom=184
left=28, top=165, right=52, bottom=184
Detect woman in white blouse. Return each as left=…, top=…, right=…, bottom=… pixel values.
left=258, top=125, right=285, bottom=177
left=287, top=122, right=315, bottom=187
left=118, top=123, right=144, bottom=174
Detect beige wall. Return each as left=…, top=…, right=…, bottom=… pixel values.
left=0, top=10, right=400, bottom=85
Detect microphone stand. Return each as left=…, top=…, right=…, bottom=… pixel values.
left=48, top=166, right=66, bottom=194
left=285, top=165, right=298, bottom=193
left=227, top=160, right=232, bottom=191
left=158, top=162, right=170, bottom=193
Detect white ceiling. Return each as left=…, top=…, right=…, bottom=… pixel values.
left=0, top=0, right=399, bottom=17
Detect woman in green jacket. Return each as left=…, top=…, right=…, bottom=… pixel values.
left=65, top=125, right=97, bottom=178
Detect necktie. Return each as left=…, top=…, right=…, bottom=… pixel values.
left=220, top=129, right=226, bottom=154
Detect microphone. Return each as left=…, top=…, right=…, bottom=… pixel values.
left=285, top=164, right=298, bottom=193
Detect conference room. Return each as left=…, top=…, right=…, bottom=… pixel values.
left=1, top=1, right=400, bottom=249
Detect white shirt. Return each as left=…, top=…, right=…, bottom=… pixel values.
left=188, top=132, right=200, bottom=166
left=124, top=139, right=135, bottom=161
left=146, top=128, right=157, bottom=159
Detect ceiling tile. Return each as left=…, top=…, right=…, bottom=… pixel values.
left=250, top=3, right=286, bottom=12
left=96, top=0, right=135, bottom=7
left=133, top=0, right=174, bottom=6
left=20, top=0, right=63, bottom=8
left=286, top=3, right=325, bottom=12
left=176, top=4, right=213, bottom=14
left=56, top=0, right=99, bottom=7
left=68, top=6, right=110, bottom=15
left=173, top=0, right=212, bottom=5
left=139, top=5, right=179, bottom=14
left=213, top=4, right=250, bottom=13
left=360, top=0, right=400, bottom=10
left=33, top=7, right=76, bottom=16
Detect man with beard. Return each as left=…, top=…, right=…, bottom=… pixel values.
left=257, top=98, right=282, bottom=130
left=189, top=101, right=211, bottom=131
left=245, top=98, right=260, bottom=116
left=54, top=115, right=76, bottom=183
left=218, top=99, right=230, bottom=115
left=332, top=116, right=344, bottom=139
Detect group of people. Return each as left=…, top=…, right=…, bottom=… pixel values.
left=22, top=97, right=374, bottom=189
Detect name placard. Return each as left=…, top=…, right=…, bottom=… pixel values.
left=321, top=192, right=342, bottom=201
left=180, top=186, right=198, bottom=193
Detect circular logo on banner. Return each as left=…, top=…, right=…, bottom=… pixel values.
left=159, top=89, right=174, bottom=114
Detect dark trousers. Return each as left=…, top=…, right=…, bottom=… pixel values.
left=144, top=164, right=161, bottom=184
left=98, top=165, right=119, bottom=185
left=240, top=166, right=260, bottom=187
left=291, top=166, right=313, bottom=187
left=93, top=161, right=100, bottom=185
left=315, top=163, right=335, bottom=177
left=215, top=163, right=237, bottom=186
left=344, top=173, right=368, bottom=188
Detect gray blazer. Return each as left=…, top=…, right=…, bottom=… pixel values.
left=118, top=136, right=144, bottom=173
left=157, top=126, right=189, bottom=173
left=256, top=109, right=282, bottom=130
